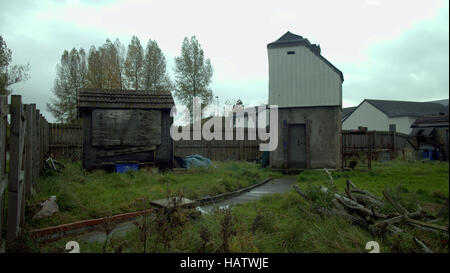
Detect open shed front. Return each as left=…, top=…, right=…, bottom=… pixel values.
left=77, top=89, right=175, bottom=171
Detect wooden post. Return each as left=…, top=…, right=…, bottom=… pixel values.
left=368, top=131, right=373, bottom=170
left=35, top=110, right=41, bottom=175
left=39, top=114, right=44, bottom=171
left=7, top=95, right=26, bottom=242
left=0, top=96, right=8, bottom=244
left=24, top=105, right=34, bottom=197
left=30, top=104, right=37, bottom=185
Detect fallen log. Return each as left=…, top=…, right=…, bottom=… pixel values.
left=322, top=186, right=388, bottom=219
left=382, top=190, right=411, bottom=215
left=352, top=192, right=385, bottom=208
left=374, top=216, right=404, bottom=227
left=405, top=217, right=448, bottom=232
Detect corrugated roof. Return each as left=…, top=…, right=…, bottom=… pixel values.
left=366, top=99, right=448, bottom=118
left=78, top=89, right=175, bottom=110
left=267, top=31, right=344, bottom=82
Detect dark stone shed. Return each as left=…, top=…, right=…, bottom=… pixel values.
left=77, top=89, right=175, bottom=170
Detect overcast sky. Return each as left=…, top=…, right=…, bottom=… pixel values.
left=1, top=0, right=448, bottom=122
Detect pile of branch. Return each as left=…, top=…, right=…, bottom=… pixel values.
left=293, top=178, right=449, bottom=253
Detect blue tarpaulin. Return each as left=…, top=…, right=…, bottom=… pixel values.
left=175, top=154, right=213, bottom=169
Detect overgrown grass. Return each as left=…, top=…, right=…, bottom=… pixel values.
left=29, top=161, right=281, bottom=229
left=33, top=160, right=449, bottom=253
left=296, top=160, right=449, bottom=210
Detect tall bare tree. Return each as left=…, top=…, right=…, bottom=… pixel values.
left=174, top=36, right=213, bottom=118
left=47, top=48, right=87, bottom=123
left=0, top=35, right=30, bottom=95
left=124, top=35, right=144, bottom=90
left=143, top=39, right=172, bottom=91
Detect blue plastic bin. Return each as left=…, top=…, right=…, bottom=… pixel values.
left=115, top=163, right=139, bottom=173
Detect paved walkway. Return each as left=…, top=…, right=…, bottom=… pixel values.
left=78, top=176, right=297, bottom=243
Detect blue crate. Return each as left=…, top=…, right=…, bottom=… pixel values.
left=115, top=163, right=139, bottom=173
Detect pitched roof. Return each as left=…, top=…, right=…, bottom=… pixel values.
left=342, top=106, right=357, bottom=121
left=365, top=99, right=448, bottom=118
left=426, top=98, right=449, bottom=107
left=267, top=31, right=344, bottom=82
left=77, top=89, right=175, bottom=110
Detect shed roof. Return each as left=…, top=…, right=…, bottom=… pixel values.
left=411, top=114, right=449, bottom=128
left=267, top=31, right=344, bottom=82
left=78, top=89, right=175, bottom=110
left=365, top=99, right=448, bottom=118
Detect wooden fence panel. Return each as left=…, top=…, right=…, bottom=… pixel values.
left=24, top=105, right=34, bottom=197
left=7, top=95, right=26, bottom=242
left=0, top=95, right=50, bottom=247
left=0, top=96, right=8, bottom=244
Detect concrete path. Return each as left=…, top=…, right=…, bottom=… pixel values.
left=198, top=176, right=297, bottom=213
left=77, top=176, right=297, bottom=244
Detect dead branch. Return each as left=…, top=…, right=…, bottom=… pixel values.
left=405, top=217, right=448, bottom=232
left=413, top=237, right=433, bottom=253
left=374, top=216, right=404, bottom=227
left=324, top=168, right=334, bottom=185
left=292, top=184, right=310, bottom=202
left=382, top=190, right=410, bottom=215
left=347, top=179, right=358, bottom=190
left=352, top=192, right=385, bottom=208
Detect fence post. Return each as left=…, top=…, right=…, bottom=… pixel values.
left=31, top=105, right=37, bottom=186
left=24, top=105, right=34, bottom=197
left=7, top=95, right=26, bottom=243
left=0, top=96, right=8, bottom=245
left=40, top=114, right=44, bottom=171
left=35, top=110, right=41, bottom=175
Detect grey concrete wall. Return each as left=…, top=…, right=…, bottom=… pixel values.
left=270, top=106, right=341, bottom=169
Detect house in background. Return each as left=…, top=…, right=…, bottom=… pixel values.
left=268, top=31, right=343, bottom=169
left=342, top=99, right=448, bottom=134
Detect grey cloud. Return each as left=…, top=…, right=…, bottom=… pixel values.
left=341, top=5, right=449, bottom=106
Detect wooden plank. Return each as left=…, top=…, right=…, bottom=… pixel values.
left=35, top=110, right=41, bottom=175
left=30, top=104, right=37, bottom=185
left=97, top=146, right=156, bottom=157
left=0, top=96, right=7, bottom=180
left=25, top=105, right=33, bottom=197
left=0, top=96, right=8, bottom=243
left=7, top=95, right=24, bottom=242
left=92, top=109, right=161, bottom=147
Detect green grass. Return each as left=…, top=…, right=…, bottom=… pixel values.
left=31, top=160, right=449, bottom=253
left=296, top=160, right=449, bottom=208
left=29, top=161, right=281, bottom=229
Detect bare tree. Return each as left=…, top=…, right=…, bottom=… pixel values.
left=0, top=35, right=30, bottom=95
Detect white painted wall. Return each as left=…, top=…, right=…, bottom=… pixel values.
left=389, top=116, right=416, bottom=134
left=342, top=101, right=417, bottom=134
left=268, top=45, right=342, bottom=107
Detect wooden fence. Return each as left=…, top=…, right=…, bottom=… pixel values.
left=0, top=95, right=50, bottom=248
left=173, top=131, right=263, bottom=161
left=46, top=126, right=265, bottom=162
left=341, top=129, right=416, bottom=169
left=48, top=123, right=82, bottom=160
left=47, top=127, right=418, bottom=164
